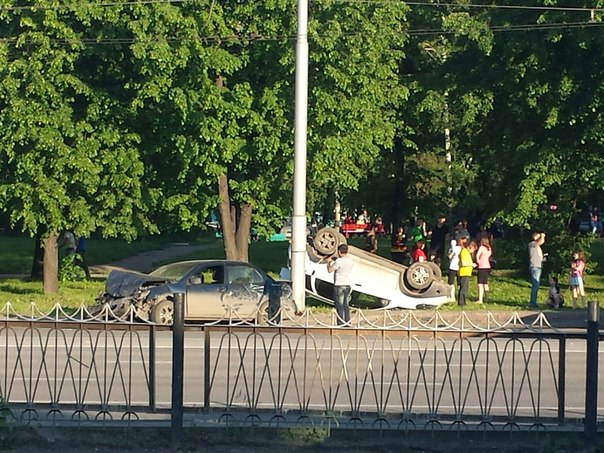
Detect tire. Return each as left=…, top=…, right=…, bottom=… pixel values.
left=426, top=262, right=442, bottom=281
left=151, top=299, right=174, bottom=325
left=404, top=262, right=433, bottom=291
left=313, top=227, right=341, bottom=256
left=337, top=232, right=348, bottom=246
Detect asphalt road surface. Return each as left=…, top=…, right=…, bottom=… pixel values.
left=1, top=326, right=603, bottom=426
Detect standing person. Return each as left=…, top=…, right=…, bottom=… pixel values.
left=58, top=231, right=77, bottom=256
left=590, top=207, right=600, bottom=236
left=457, top=238, right=477, bottom=307
left=410, top=240, right=427, bottom=263
left=528, top=231, right=546, bottom=309
left=364, top=224, right=378, bottom=254
left=327, top=244, right=355, bottom=325
left=374, top=215, right=384, bottom=234
left=429, top=215, right=450, bottom=265
left=410, top=219, right=428, bottom=243
left=390, top=225, right=408, bottom=264
left=453, top=219, right=470, bottom=241
left=569, top=250, right=586, bottom=309
left=447, top=238, right=461, bottom=287
left=75, top=236, right=91, bottom=279
left=475, top=237, right=492, bottom=304
left=357, top=208, right=370, bottom=224
left=474, top=222, right=494, bottom=248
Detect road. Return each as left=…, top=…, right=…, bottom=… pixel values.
left=1, top=326, right=603, bottom=426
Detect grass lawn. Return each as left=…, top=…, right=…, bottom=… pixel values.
left=0, top=235, right=177, bottom=275
left=0, top=234, right=202, bottom=313
left=0, top=233, right=602, bottom=315
left=0, top=279, right=105, bottom=316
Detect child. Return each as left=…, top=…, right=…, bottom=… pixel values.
left=411, top=240, right=427, bottom=263
left=569, top=250, right=586, bottom=309
left=546, top=276, right=564, bottom=309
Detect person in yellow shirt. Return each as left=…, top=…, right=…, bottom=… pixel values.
left=457, top=237, right=477, bottom=306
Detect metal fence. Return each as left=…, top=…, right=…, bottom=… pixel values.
left=0, top=304, right=601, bottom=438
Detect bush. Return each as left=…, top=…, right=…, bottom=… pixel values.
left=58, top=254, right=87, bottom=282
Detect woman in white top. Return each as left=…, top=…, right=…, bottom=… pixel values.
left=447, top=239, right=461, bottom=287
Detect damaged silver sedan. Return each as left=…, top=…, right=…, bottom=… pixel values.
left=95, top=260, right=292, bottom=324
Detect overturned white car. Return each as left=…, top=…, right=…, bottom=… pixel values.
left=283, top=228, right=454, bottom=310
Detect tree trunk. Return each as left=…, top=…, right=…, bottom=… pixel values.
left=42, top=233, right=59, bottom=294
left=322, top=187, right=335, bottom=226
left=217, top=173, right=252, bottom=262
left=236, top=203, right=252, bottom=261
left=30, top=227, right=45, bottom=280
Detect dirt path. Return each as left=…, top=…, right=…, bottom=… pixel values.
left=89, top=243, right=209, bottom=275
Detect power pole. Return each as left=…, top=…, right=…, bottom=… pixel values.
left=291, top=0, right=309, bottom=312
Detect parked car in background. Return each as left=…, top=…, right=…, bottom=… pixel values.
left=95, top=260, right=293, bottom=324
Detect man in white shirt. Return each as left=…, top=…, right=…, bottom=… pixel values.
left=528, top=231, right=546, bottom=308
left=327, top=244, right=355, bottom=325
left=58, top=231, right=77, bottom=256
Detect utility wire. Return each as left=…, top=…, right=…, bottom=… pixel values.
left=0, top=0, right=602, bottom=13
left=326, top=0, right=604, bottom=13
left=1, top=19, right=602, bottom=48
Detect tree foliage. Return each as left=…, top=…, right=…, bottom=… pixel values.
left=0, top=0, right=603, bottom=280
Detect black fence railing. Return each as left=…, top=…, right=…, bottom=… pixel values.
left=0, top=303, right=601, bottom=444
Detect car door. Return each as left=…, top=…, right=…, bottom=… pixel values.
left=222, top=264, right=266, bottom=320
left=185, top=264, right=227, bottom=319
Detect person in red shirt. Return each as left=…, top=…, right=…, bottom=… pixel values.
left=411, top=240, right=427, bottom=263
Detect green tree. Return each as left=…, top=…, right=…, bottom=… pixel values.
left=457, top=2, right=604, bottom=230
left=417, top=0, right=604, bottom=269
left=305, top=0, right=410, bottom=222
left=106, top=0, right=295, bottom=261
left=0, top=1, right=152, bottom=293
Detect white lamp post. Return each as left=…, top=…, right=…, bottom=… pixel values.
left=291, top=0, right=309, bottom=312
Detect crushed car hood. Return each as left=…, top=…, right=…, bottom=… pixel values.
left=105, top=269, right=169, bottom=298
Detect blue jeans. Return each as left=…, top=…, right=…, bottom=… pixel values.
left=333, top=285, right=351, bottom=325
left=529, top=267, right=542, bottom=308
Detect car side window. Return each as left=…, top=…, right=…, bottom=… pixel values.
left=203, top=265, right=224, bottom=285
left=226, top=265, right=264, bottom=286
left=189, top=273, right=204, bottom=285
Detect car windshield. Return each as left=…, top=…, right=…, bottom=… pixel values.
left=149, top=262, right=198, bottom=280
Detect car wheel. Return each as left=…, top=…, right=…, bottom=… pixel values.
left=151, top=299, right=174, bottom=325
left=426, top=262, right=442, bottom=281
left=337, top=232, right=348, bottom=246
left=313, top=227, right=341, bottom=256
left=404, top=262, right=433, bottom=291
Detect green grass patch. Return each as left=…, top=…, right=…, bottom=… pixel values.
left=0, top=278, right=104, bottom=314
left=0, top=235, right=178, bottom=274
